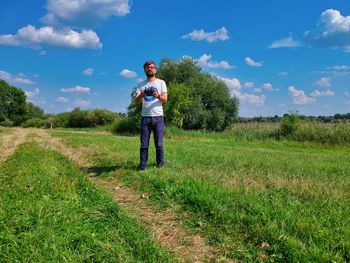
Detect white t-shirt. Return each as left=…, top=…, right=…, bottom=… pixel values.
left=136, top=78, right=167, bottom=117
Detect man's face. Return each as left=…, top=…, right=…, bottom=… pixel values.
left=144, top=63, right=157, bottom=78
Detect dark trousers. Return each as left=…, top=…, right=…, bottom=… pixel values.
left=140, top=116, right=165, bottom=168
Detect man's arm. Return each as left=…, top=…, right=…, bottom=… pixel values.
left=158, top=92, right=167, bottom=103
left=134, top=92, right=145, bottom=104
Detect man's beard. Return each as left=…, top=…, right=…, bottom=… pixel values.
left=146, top=72, right=155, bottom=78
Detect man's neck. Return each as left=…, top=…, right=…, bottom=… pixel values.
left=147, top=76, right=156, bottom=82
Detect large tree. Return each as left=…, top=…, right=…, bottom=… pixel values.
left=158, top=57, right=239, bottom=131
left=0, top=80, right=28, bottom=125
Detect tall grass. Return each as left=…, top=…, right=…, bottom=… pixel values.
left=0, top=143, right=175, bottom=262
left=52, top=129, right=350, bottom=261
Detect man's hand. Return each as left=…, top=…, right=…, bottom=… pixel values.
left=152, top=90, right=160, bottom=99
left=134, top=92, right=146, bottom=103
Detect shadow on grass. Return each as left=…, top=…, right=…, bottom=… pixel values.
left=84, top=163, right=138, bottom=178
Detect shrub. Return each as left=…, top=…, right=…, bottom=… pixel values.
left=280, top=114, right=299, bottom=137
left=0, top=119, right=14, bottom=127
left=21, top=118, right=48, bottom=128
left=113, top=117, right=140, bottom=134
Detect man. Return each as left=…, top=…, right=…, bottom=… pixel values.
left=134, top=60, right=168, bottom=170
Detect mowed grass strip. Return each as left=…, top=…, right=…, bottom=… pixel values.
left=52, top=130, right=350, bottom=261
left=0, top=143, right=175, bottom=262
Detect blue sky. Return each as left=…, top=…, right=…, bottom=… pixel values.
left=1, top=0, right=350, bottom=117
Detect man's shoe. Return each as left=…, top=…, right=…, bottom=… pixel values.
left=156, top=163, right=165, bottom=168
left=137, top=165, right=146, bottom=171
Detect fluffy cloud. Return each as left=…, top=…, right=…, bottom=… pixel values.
left=261, top=83, right=273, bottom=91
left=83, top=68, right=94, bottom=76
left=25, top=88, right=40, bottom=98
left=244, top=82, right=254, bottom=88
left=74, top=98, right=91, bottom=107
left=278, top=71, right=288, bottom=76
left=269, top=37, right=302, bottom=48
left=215, top=75, right=265, bottom=106
left=55, top=96, right=69, bottom=103
left=0, top=25, right=102, bottom=49
left=288, top=86, right=316, bottom=105
left=303, top=9, right=350, bottom=50
left=0, top=70, right=34, bottom=85
left=0, top=70, right=11, bottom=81
left=14, top=77, right=34, bottom=85
left=239, top=93, right=265, bottom=107
left=245, top=57, right=263, bottom=67
left=310, top=89, right=335, bottom=97
left=196, top=54, right=234, bottom=69
left=119, top=69, right=137, bottom=78
left=42, top=0, right=130, bottom=28
left=315, top=77, right=331, bottom=88
left=182, top=27, right=229, bottom=43
left=60, top=85, right=90, bottom=94
left=327, top=65, right=350, bottom=70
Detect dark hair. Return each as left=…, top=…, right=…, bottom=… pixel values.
left=143, top=60, right=156, bottom=69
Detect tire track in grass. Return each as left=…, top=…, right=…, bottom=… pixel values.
left=33, top=129, right=217, bottom=263
left=0, top=128, right=30, bottom=164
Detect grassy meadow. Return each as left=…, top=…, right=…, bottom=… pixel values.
left=0, top=124, right=349, bottom=262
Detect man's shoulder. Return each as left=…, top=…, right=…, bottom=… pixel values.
left=155, top=78, right=166, bottom=87
left=137, top=79, right=148, bottom=88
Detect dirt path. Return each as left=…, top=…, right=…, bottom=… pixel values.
left=0, top=128, right=30, bottom=164
left=29, top=129, right=218, bottom=263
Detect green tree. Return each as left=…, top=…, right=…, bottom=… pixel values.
left=27, top=102, right=45, bottom=119
left=0, top=80, right=28, bottom=125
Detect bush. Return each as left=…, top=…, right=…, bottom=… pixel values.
left=280, top=114, right=299, bottom=137
left=112, top=117, right=140, bottom=134
left=21, top=118, right=48, bottom=128
left=0, top=119, right=14, bottom=127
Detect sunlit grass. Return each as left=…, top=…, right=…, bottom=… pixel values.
left=51, top=129, right=350, bottom=261
left=0, top=143, right=175, bottom=262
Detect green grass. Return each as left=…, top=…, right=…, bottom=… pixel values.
left=52, top=129, right=350, bottom=262
left=0, top=143, right=175, bottom=262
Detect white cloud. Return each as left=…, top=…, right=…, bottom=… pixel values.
left=0, top=70, right=11, bottom=81
left=0, top=25, right=102, bottom=49
left=327, top=65, right=350, bottom=70
left=182, top=27, right=229, bottom=43
left=261, top=83, right=273, bottom=91
left=196, top=54, right=234, bottom=69
left=239, top=93, right=265, bottom=107
left=269, top=37, right=302, bottom=48
left=25, top=88, right=40, bottom=98
left=315, top=77, right=331, bottom=88
left=14, top=77, right=34, bottom=85
left=245, top=57, right=263, bottom=67
left=215, top=74, right=265, bottom=106
left=61, top=85, right=90, bottom=94
left=254, top=88, right=262, bottom=93
left=74, top=98, right=91, bottom=107
left=244, top=82, right=254, bottom=88
left=119, top=69, right=137, bottom=78
left=42, top=0, right=130, bottom=28
left=278, top=71, right=288, bottom=76
left=83, top=68, right=94, bottom=76
left=303, top=9, right=350, bottom=50
left=310, top=89, right=334, bottom=97
left=216, top=76, right=241, bottom=91
left=288, top=86, right=316, bottom=105
left=55, top=96, right=69, bottom=103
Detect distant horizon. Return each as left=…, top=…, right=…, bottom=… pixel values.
left=1, top=0, right=350, bottom=117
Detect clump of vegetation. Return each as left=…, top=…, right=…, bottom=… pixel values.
left=280, top=112, right=300, bottom=137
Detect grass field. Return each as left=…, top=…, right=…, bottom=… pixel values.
left=1, top=127, right=349, bottom=262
